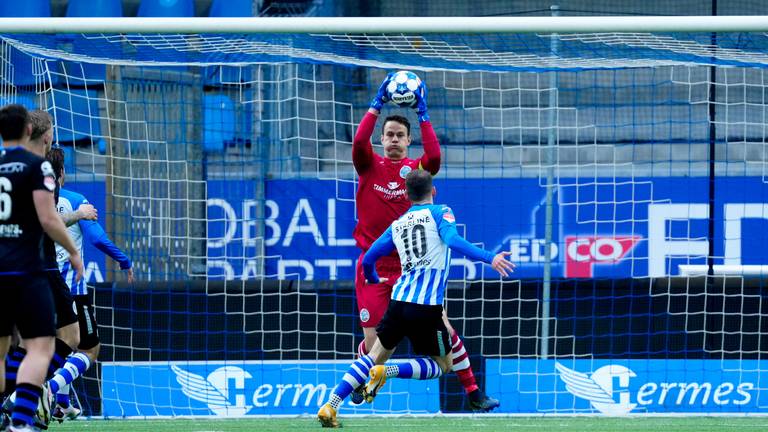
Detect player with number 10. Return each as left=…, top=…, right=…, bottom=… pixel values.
left=318, top=169, right=515, bottom=427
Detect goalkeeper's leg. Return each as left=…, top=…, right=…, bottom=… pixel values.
left=443, top=313, right=500, bottom=412
left=352, top=255, right=394, bottom=406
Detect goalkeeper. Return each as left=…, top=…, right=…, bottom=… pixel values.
left=318, top=169, right=515, bottom=428
left=349, top=72, right=499, bottom=411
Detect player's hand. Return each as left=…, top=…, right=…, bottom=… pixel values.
left=414, top=81, right=429, bottom=122
left=491, top=251, right=515, bottom=277
left=69, top=251, right=85, bottom=284
left=125, top=267, right=134, bottom=283
left=77, top=203, right=98, bottom=221
left=370, top=72, right=394, bottom=112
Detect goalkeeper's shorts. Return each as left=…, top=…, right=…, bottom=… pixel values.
left=354, top=252, right=401, bottom=328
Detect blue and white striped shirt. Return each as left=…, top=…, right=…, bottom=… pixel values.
left=56, top=188, right=132, bottom=295
left=363, top=204, right=495, bottom=306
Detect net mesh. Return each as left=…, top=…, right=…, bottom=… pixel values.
left=0, top=26, right=766, bottom=416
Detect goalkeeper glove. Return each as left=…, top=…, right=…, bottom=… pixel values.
left=370, top=73, right=394, bottom=111
left=414, top=81, right=429, bottom=122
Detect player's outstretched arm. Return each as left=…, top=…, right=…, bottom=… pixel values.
left=436, top=206, right=515, bottom=278
left=361, top=227, right=396, bottom=284
left=82, top=218, right=133, bottom=277
left=34, top=190, right=83, bottom=282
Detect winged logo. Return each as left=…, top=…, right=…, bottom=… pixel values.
left=555, top=362, right=636, bottom=415
left=171, top=364, right=231, bottom=409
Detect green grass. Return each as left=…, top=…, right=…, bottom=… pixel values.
left=49, top=417, right=768, bottom=432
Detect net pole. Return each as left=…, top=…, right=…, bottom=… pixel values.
left=540, top=4, right=560, bottom=359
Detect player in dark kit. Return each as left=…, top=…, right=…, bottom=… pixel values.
left=1, top=111, right=97, bottom=429
left=0, top=104, right=83, bottom=432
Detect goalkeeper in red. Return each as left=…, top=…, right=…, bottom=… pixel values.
left=350, top=72, right=499, bottom=410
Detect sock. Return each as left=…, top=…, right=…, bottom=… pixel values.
left=49, top=352, right=90, bottom=395
left=10, top=383, right=41, bottom=427
left=56, top=384, right=71, bottom=407
left=47, top=338, right=73, bottom=379
left=451, top=333, right=479, bottom=394
left=328, top=355, right=374, bottom=409
left=4, top=346, right=26, bottom=396
left=386, top=358, right=444, bottom=380
left=357, top=340, right=368, bottom=357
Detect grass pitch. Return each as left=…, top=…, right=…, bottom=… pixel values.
left=50, top=416, right=767, bottom=432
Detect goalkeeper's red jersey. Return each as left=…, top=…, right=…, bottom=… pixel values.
left=352, top=111, right=441, bottom=251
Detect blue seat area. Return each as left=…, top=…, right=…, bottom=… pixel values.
left=138, top=0, right=195, bottom=17
left=64, top=0, right=124, bottom=85
left=60, top=61, right=108, bottom=88
left=67, top=0, right=123, bottom=17
left=0, top=1, right=50, bottom=17
left=0, top=94, right=38, bottom=110
left=209, top=0, right=252, bottom=17
left=0, top=1, right=54, bottom=88
left=204, top=94, right=236, bottom=152
left=59, top=145, right=77, bottom=175
left=49, top=89, right=102, bottom=144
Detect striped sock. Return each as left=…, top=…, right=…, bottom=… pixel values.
left=10, top=383, right=41, bottom=427
left=56, top=384, right=71, bottom=407
left=386, top=358, right=444, bottom=380
left=47, top=338, right=73, bottom=379
left=4, top=346, right=26, bottom=396
left=450, top=333, right=478, bottom=394
left=49, top=352, right=91, bottom=395
left=329, top=355, right=374, bottom=409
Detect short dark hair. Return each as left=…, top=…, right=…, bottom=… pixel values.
left=405, top=169, right=432, bottom=202
left=381, top=115, right=410, bottom=136
left=46, top=146, right=65, bottom=180
left=29, top=109, right=52, bottom=141
left=0, top=104, right=30, bottom=141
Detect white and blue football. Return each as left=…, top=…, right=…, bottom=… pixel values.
left=386, top=70, right=422, bottom=108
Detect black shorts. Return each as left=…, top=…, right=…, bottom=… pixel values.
left=0, top=273, right=56, bottom=339
left=74, top=294, right=99, bottom=350
left=376, top=300, right=450, bottom=357
left=47, top=270, right=78, bottom=329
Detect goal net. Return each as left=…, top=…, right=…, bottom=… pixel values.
left=1, top=20, right=767, bottom=416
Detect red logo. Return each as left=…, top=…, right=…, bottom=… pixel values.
left=565, top=236, right=641, bottom=278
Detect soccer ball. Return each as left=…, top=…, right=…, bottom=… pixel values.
left=386, top=70, right=422, bottom=108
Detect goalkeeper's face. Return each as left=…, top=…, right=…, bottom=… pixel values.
left=381, top=120, right=411, bottom=160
